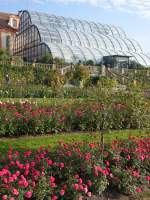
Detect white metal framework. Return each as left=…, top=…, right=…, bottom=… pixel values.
left=13, top=10, right=150, bottom=66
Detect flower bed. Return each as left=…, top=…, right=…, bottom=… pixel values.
left=0, top=100, right=150, bottom=137
left=0, top=137, right=149, bottom=200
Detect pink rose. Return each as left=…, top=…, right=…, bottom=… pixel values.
left=78, top=178, right=83, bottom=184
left=127, top=154, right=131, bottom=161
left=66, top=151, right=71, bottom=157
left=59, top=162, right=64, bottom=168
left=47, top=159, right=53, bottom=165
left=25, top=191, right=33, bottom=198
left=12, top=189, right=19, bottom=196
left=24, top=180, right=29, bottom=188
left=50, top=182, right=56, bottom=188
left=84, top=187, right=88, bottom=194
left=60, top=189, right=65, bottom=196
left=136, top=187, right=142, bottom=193
left=105, top=161, right=110, bottom=166
left=87, top=180, right=92, bottom=187
left=3, top=178, right=8, bottom=183
left=145, top=176, right=150, bottom=181
left=132, top=171, right=140, bottom=178
left=79, top=185, right=84, bottom=191
left=140, top=155, right=145, bottom=161
left=50, top=176, right=55, bottom=183
left=74, top=174, right=79, bottom=179
left=15, top=171, right=20, bottom=177
left=52, top=196, right=58, bottom=200
left=2, top=195, right=7, bottom=200
left=12, top=174, right=17, bottom=180
left=87, top=192, right=92, bottom=197
left=8, top=177, right=14, bottom=183
left=73, top=183, right=79, bottom=190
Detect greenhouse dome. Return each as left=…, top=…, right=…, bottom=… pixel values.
left=13, top=10, right=150, bottom=67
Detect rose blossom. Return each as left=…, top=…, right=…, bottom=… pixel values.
left=59, top=162, right=64, bottom=168
left=145, top=176, right=150, bottom=181
left=89, top=143, right=95, bottom=149
left=78, top=178, right=83, bottom=184
left=50, top=176, right=55, bottom=183
left=87, top=192, right=92, bottom=197
left=25, top=191, right=33, bottom=198
left=87, top=180, right=92, bottom=187
left=84, top=187, right=88, bottom=194
left=136, top=187, right=142, bottom=193
left=60, top=189, right=65, bottom=196
left=52, top=195, right=57, bottom=200
left=12, top=188, right=19, bottom=196
left=2, top=195, right=7, bottom=200
left=73, top=183, right=79, bottom=190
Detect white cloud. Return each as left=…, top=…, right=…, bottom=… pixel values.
left=32, top=0, right=150, bottom=19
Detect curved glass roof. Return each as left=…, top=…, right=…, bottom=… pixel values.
left=15, top=10, right=150, bottom=67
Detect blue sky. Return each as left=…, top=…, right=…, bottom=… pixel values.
left=0, top=0, right=150, bottom=53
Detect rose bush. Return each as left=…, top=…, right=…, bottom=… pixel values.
left=0, top=99, right=150, bottom=137
left=0, top=137, right=149, bottom=199
left=0, top=103, right=141, bottom=137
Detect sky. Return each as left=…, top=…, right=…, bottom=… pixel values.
left=0, top=0, right=150, bottom=53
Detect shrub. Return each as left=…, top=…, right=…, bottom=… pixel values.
left=0, top=137, right=149, bottom=199
left=97, top=77, right=118, bottom=90
left=0, top=49, right=11, bottom=61
left=0, top=97, right=150, bottom=137
left=70, top=65, right=90, bottom=86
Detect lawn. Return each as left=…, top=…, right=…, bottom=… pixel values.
left=0, top=129, right=149, bottom=151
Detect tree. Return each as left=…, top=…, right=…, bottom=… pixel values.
left=84, top=60, right=94, bottom=66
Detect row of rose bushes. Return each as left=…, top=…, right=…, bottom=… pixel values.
left=0, top=100, right=150, bottom=136
left=0, top=137, right=149, bottom=200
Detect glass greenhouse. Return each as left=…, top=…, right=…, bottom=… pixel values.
left=13, top=10, right=150, bottom=67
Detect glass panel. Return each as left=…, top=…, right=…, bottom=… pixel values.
left=131, top=52, right=147, bottom=66
left=14, top=10, right=148, bottom=65
left=47, top=43, right=64, bottom=59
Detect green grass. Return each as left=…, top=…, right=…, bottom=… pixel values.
left=0, top=129, right=149, bottom=152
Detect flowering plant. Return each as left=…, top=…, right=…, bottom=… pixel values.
left=0, top=137, right=149, bottom=199
left=0, top=100, right=149, bottom=137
